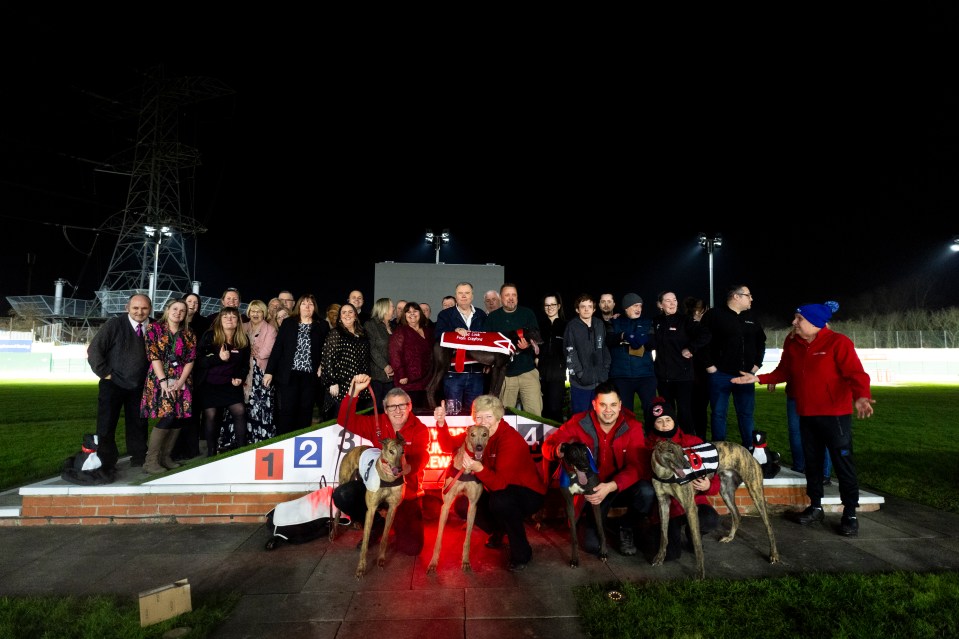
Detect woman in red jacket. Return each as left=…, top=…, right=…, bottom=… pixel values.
left=388, top=302, right=434, bottom=412
left=644, top=397, right=720, bottom=560
left=435, top=394, right=547, bottom=572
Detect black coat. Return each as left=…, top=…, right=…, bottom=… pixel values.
left=265, top=319, right=329, bottom=385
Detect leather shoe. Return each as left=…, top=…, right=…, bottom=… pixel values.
left=839, top=515, right=859, bottom=536
left=822, top=476, right=833, bottom=486
left=507, top=561, right=528, bottom=572
left=785, top=506, right=824, bottom=525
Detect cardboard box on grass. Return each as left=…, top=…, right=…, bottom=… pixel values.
left=138, top=578, right=192, bottom=626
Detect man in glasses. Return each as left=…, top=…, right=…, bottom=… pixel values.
left=698, top=284, right=766, bottom=448
left=277, top=290, right=296, bottom=313
left=332, top=373, right=430, bottom=555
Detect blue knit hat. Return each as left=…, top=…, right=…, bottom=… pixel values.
left=796, top=301, right=839, bottom=328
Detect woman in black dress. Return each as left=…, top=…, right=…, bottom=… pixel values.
left=195, top=307, right=250, bottom=456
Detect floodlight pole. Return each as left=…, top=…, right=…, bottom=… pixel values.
left=698, top=233, right=722, bottom=308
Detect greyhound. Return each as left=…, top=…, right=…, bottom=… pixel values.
left=331, top=433, right=406, bottom=579
left=426, top=328, right=542, bottom=410
left=426, top=423, right=491, bottom=573
left=558, top=442, right=608, bottom=567
left=650, top=438, right=780, bottom=579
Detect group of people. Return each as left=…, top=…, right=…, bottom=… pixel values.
left=88, top=279, right=875, bottom=569
left=86, top=284, right=459, bottom=474
left=329, top=283, right=874, bottom=571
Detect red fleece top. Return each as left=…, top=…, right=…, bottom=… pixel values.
left=757, top=326, right=871, bottom=417
left=541, top=409, right=648, bottom=492
left=437, top=419, right=546, bottom=495
left=337, top=396, right=430, bottom=498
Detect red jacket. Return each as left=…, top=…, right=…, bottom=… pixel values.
left=437, top=419, right=546, bottom=495
left=645, top=428, right=720, bottom=519
left=541, top=409, right=648, bottom=492
left=758, top=326, right=871, bottom=417
left=388, top=324, right=435, bottom=392
left=337, top=395, right=430, bottom=498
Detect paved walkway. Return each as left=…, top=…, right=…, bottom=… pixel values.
left=2, top=490, right=959, bottom=638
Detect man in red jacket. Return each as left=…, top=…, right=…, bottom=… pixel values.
left=733, top=301, right=875, bottom=537
left=542, top=381, right=654, bottom=557
left=333, top=374, right=430, bottom=555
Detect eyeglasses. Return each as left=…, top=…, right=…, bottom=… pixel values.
left=544, top=303, right=558, bottom=308
left=385, top=403, right=409, bottom=412
left=736, top=292, right=753, bottom=298
left=225, top=287, right=238, bottom=293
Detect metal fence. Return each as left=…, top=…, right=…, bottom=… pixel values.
left=765, top=330, right=958, bottom=349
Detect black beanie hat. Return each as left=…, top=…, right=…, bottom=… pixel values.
left=647, top=396, right=675, bottom=425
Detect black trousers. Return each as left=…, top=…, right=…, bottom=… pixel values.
left=333, top=479, right=424, bottom=555
left=275, top=371, right=317, bottom=435
left=459, top=485, right=545, bottom=565
left=581, top=479, right=656, bottom=533
left=95, top=378, right=148, bottom=470
left=800, top=414, right=859, bottom=509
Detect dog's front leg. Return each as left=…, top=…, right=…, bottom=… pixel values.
left=461, top=486, right=481, bottom=572
left=590, top=502, right=608, bottom=563
left=563, top=490, right=579, bottom=568
left=378, top=497, right=400, bottom=569
left=651, top=489, right=672, bottom=567
left=427, top=484, right=455, bottom=574
left=685, top=497, right=705, bottom=580
left=355, top=501, right=378, bottom=579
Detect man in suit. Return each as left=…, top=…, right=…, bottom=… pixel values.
left=87, top=293, right=153, bottom=471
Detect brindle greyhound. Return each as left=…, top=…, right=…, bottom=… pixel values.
left=426, top=328, right=542, bottom=410
left=559, top=442, right=608, bottom=567
left=426, top=423, right=491, bottom=573
left=331, top=434, right=406, bottom=579
left=650, top=438, right=780, bottom=580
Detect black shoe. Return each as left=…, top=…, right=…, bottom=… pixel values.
left=786, top=506, right=825, bottom=525
left=129, top=458, right=144, bottom=468
left=822, top=476, right=833, bottom=486
left=839, top=515, right=859, bottom=536
left=507, top=560, right=528, bottom=572
left=485, top=534, right=505, bottom=549
left=618, top=526, right=637, bottom=556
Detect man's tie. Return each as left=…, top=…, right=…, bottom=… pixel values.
left=136, top=323, right=143, bottom=338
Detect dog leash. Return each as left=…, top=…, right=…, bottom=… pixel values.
left=328, top=381, right=380, bottom=539
left=442, top=444, right=482, bottom=495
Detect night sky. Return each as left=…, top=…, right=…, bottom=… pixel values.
left=3, top=7, right=959, bottom=326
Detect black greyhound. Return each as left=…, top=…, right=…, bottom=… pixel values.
left=559, top=442, right=608, bottom=567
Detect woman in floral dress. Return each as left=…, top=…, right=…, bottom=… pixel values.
left=140, top=298, right=197, bottom=473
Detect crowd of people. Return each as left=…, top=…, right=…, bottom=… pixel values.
left=87, top=281, right=875, bottom=570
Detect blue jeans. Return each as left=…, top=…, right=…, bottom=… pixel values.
left=611, top=376, right=658, bottom=418
left=443, top=372, right=484, bottom=415
left=787, top=397, right=833, bottom=477
left=569, top=386, right=596, bottom=416
left=708, top=371, right=755, bottom=447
